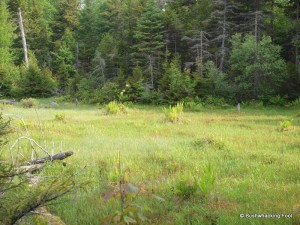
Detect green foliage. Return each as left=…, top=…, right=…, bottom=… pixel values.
left=140, top=90, right=162, bottom=104
left=77, top=77, right=98, bottom=103
left=229, top=34, right=287, bottom=101
left=198, top=164, right=216, bottom=198
left=203, top=96, right=228, bottom=107
left=160, top=59, right=194, bottom=103
left=132, top=0, right=164, bottom=61
left=174, top=176, right=198, bottom=199
left=291, top=98, right=300, bottom=108
left=163, top=102, right=184, bottom=123
left=20, top=98, right=40, bottom=108
left=18, top=62, right=56, bottom=98
left=174, top=164, right=216, bottom=200
left=54, top=112, right=66, bottom=123
left=268, top=95, right=287, bottom=106
left=98, top=82, right=121, bottom=103
left=106, top=101, right=127, bottom=115
left=280, top=120, right=292, bottom=131
left=184, top=101, right=203, bottom=111
left=0, top=113, right=10, bottom=146
left=0, top=1, right=17, bottom=96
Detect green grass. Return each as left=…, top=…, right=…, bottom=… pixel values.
left=1, top=102, right=300, bottom=224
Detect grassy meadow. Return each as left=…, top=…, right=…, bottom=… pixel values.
left=1, top=101, right=300, bottom=225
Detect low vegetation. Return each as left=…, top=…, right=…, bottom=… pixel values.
left=0, top=101, right=299, bottom=224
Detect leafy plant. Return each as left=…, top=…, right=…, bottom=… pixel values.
left=163, top=102, right=184, bottom=122
left=198, top=164, right=216, bottom=198
left=174, top=177, right=198, bottom=199
left=20, top=98, right=40, bottom=108
left=291, top=98, right=300, bottom=108
left=184, top=101, right=203, bottom=111
left=54, top=112, right=66, bottom=123
left=280, top=120, right=292, bottom=131
left=269, top=95, right=287, bottom=106
left=105, top=101, right=127, bottom=115
left=103, top=153, right=163, bottom=224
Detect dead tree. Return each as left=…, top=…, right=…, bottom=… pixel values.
left=17, top=8, right=29, bottom=69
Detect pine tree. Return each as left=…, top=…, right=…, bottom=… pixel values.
left=0, top=1, right=18, bottom=96
left=132, top=0, right=165, bottom=88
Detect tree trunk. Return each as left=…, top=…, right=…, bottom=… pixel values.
left=17, top=8, right=29, bottom=69
left=296, top=1, right=300, bottom=75
left=219, top=9, right=226, bottom=72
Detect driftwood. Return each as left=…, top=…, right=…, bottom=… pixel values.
left=28, top=151, right=73, bottom=165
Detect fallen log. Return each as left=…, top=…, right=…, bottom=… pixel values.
left=28, top=151, right=74, bottom=165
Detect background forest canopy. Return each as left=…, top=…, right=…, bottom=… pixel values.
left=0, top=0, right=300, bottom=105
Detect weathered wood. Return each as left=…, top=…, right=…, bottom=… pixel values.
left=17, top=8, right=29, bottom=69
left=28, top=151, right=73, bottom=165
left=237, top=103, right=240, bottom=114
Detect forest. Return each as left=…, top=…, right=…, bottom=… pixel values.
left=1, top=1, right=300, bottom=224
left=0, top=0, right=300, bottom=105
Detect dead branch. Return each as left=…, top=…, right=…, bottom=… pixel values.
left=28, top=151, right=73, bottom=165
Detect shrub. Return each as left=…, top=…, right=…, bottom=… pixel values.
left=163, top=102, right=183, bottom=122
left=98, top=82, right=120, bottom=103
left=20, top=98, right=39, bottom=108
left=198, top=164, right=216, bottom=198
left=105, top=101, right=126, bottom=115
left=140, top=90, right=162, bottom=104
left=184, top=101, right=203, bottom=111
left=17, top=65, right=56, bottom=98
left=204, top=96, right=227, bottom=106
left=280, top=120, right=292, bottom=131
left=269, top=95, right=287, bottom=106
left=54, top=112, right=66, bottom=123
left=175, top=178, right=198, bottom=199
left=291, top=98, right=300, bottom=108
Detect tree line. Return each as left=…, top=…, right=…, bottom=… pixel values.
left=0, top=0, right=299, bottom=105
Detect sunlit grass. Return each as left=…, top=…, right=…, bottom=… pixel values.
left=1, top=102, right=299, bottom=224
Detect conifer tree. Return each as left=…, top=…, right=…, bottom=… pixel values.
left=133, top=0, right=165, bottom=88
left=0, top=1, right=18, bottom=96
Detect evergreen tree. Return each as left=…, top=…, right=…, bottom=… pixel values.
left=132, top=0, right=165, bottom=88
left=0, top=1, right=18, bottom=96
left=229, top=33, right=286, bottom=101
left=159, top=57, right=194, bottom=103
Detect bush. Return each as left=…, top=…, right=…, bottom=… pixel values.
left=20, top=98, right=39, bottom=108
left=280, top=120, right=292, bottom=131
left=175, top=178, right=198, bottom=199
left=184, top=101, right=203, bottom=111
left=18, top=65, right=56, bottom=98
left=291, top=98, right=300, bottom=108
left=204, top=96, right=227, bottom=106
left=54, top=112, right=66, bottom=122
left=105, top=101, right=127, bottom=115
left=98, top=82, right=121, bottom=103
left=269, top=95, right=287, bottom=106
left=164, top=102, right=183, bottom=122
left=198, top=164, right=216, bottom=197
left=140, top=90, right=162, bottom=104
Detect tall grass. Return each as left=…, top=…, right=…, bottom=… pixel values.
left=1, top=103, right=299, bottom=224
